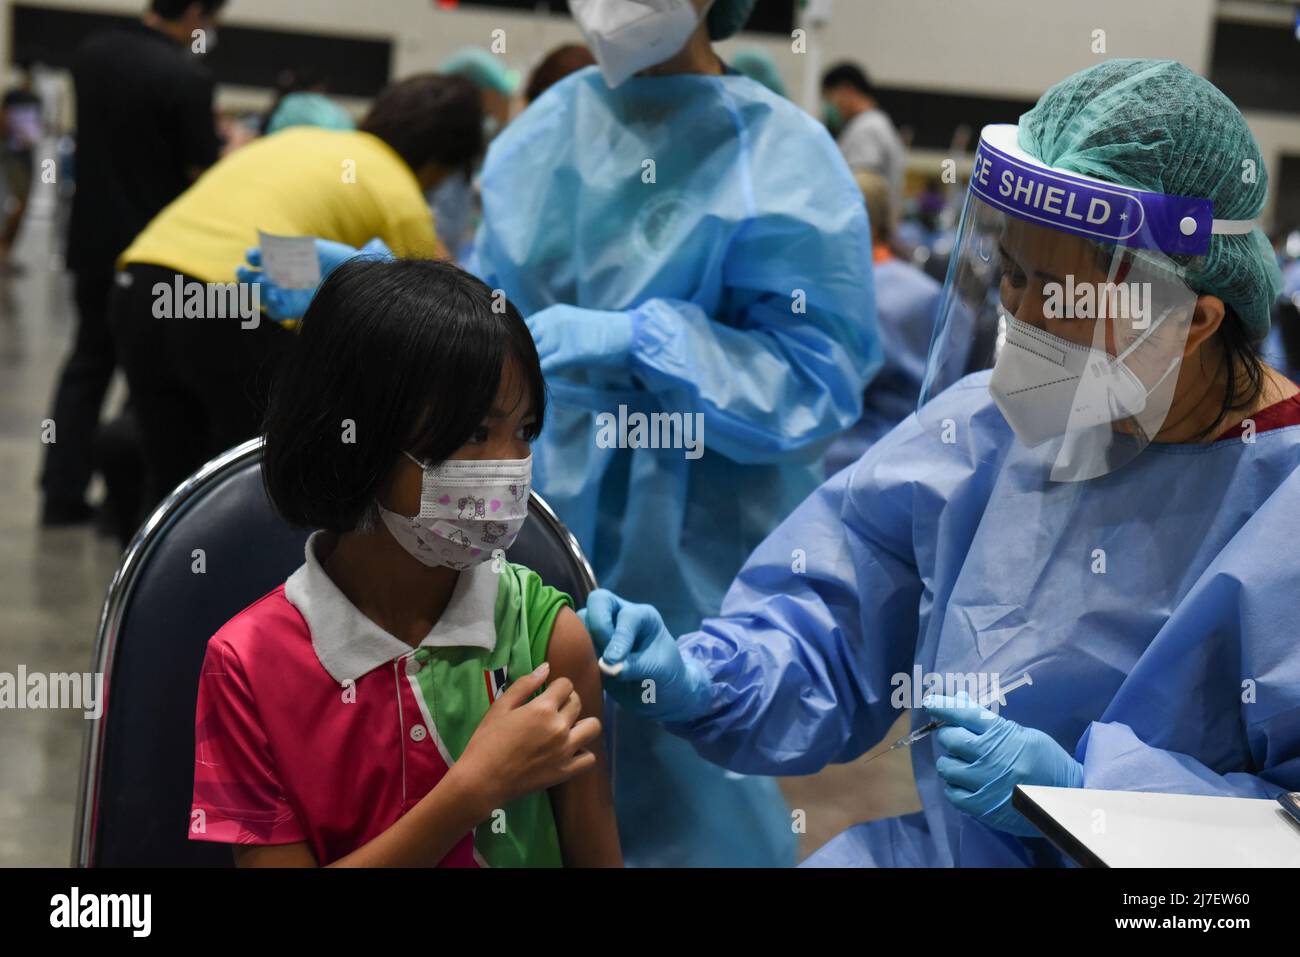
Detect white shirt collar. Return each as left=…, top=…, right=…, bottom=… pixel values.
left=284, top=531, right=498, bottom=685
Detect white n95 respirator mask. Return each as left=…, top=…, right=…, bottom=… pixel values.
left=569, top=0, right=707, bottom=89
left=988, top=307, right=1178, bottom=449
left=378, top=453, right=531, bottom=570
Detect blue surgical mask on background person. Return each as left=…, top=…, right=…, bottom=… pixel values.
left=427, top=171, right=475, bottom=262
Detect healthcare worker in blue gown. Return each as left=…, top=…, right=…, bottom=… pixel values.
left=825, top=170, right=943, bottom=476
left=580, top=59, right=1300, bottom=866
left=467, top=0, right=880, bottom=866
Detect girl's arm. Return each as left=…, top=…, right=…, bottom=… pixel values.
left=234, top=663, right=600, bottom=867
left=234, top=761, right=489, bottom=867
left=545, top=607, right=623, bottom=867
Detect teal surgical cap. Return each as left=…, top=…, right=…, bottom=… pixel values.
left=708, top=0, right=757, bottom=41
left=1018, top=58, right=1282, bottom=341
left=442, top=47, right=521, bottom=96
left=732, top=47, right=787, bottom=97
left=266, top=93, right=355, bottom=135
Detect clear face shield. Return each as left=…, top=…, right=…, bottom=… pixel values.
left=920, top=125, right=1258, bottom=482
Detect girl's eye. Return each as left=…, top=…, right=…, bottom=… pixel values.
left=999, top=260, right=1027, bottom=290
left=467, top=427, right=490, bottom=444
left=517, top=423, right=539, bottom=442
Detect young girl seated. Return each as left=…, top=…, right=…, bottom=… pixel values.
left=190, top=258, right=621, bottom=866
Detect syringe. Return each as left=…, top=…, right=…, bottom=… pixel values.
left=865, top=673, right=1034, bottom=762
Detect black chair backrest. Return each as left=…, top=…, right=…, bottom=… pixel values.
left=74, top=439, right=596, bottom=867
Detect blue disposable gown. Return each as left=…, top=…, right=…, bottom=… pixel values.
left=669, top=372, right=1300, bottom=866
left=470, top=66, right=881, bottom=866
left=825, top=257, right=942, bottom=476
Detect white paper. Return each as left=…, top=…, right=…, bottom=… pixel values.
left=258, top=231, right=321, bottom=289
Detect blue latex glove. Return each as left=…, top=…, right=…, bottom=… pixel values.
left=236, top=237, right=392, bottom=321
left=578, top=589, right=711, bottom=723
left=925, top=694, right=1084, bottom=837
left=524, top=304, right=634, bottom=378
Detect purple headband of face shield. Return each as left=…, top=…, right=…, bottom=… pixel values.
left=969, top=127, right=1256, bottom=258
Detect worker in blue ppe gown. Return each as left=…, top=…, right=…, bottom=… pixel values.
left=580, top=59, right=1300, bottom=866
left=825, top=170, right=942, bottom=476
left=467, top=0, right=881, bottom=866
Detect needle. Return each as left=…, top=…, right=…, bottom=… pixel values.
left=862, top=673, right=1034, bottom=763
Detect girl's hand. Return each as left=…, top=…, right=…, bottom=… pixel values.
left=454, top=662, right=601, bottom=815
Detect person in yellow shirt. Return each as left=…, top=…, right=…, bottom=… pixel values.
left=109, top=73, right=482, bottom=511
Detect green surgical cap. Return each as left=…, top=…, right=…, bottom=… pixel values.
left=707, top=0, right=757, bottom=41
left=442, top=47, right=520, bottom=95
left=1018, top=58, right=1281, bottom=341
left=732, top=47, right=787, bottom=97
left=266, top=93, right=355, bottom=135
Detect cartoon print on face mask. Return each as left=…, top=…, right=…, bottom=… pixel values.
left=378, top=452, right=532, bottom=569
left=445, top=528, right=474, bottom=551
left=480, top=520, right=509, bottom=544
left=408, top=522, right=435, bottom=548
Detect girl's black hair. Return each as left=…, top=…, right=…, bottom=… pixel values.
left=262, top=258, right=544, bottom=532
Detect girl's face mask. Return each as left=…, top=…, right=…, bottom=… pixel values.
left=378, top=452, right=531, bottom=570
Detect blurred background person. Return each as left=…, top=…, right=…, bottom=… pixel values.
left=0, top=60, right=43, bottom=274
left=824, top=169, right=942, bottom=476
left=1263, top=252, right=1300, bottom=384
left=822, top=60, right=905, bottom=208
left=522, top=43, right=596, bottom=105
left=112, top=73, right=479, bottom=513
left=38, top=0, right=225, bottom=527
left=432, top=47, right=520, bottom=261
left=730, top=46, right=786, bottom=98
left=264, top=91, right=355, bottom=136
left=93, top=88, right=356, bottom=547
left=258, top=64, right=328, bottom=134
left=470, top=0, right=880, bottom=866
left=443, top=46, right=519, bottom=138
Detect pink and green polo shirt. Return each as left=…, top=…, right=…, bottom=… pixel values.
left=191, top=531, right=571, bottom=866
